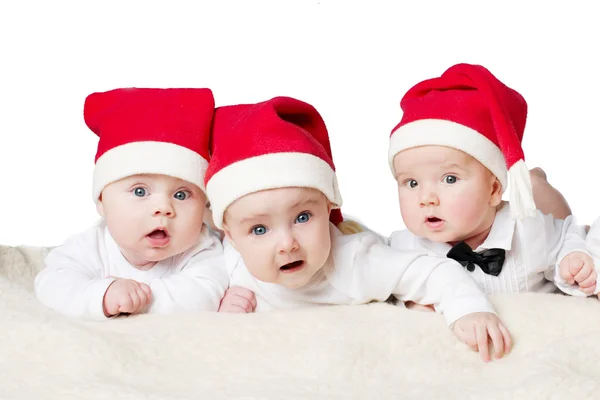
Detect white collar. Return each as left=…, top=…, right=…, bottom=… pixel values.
left=477, top=201, right=515, bottom=251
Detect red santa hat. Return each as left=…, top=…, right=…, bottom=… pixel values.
left=84, top=87, right=214, bottom=202
left=388, top=63, right=535, bottom=219
left=205, top=96, right=343, bottom=229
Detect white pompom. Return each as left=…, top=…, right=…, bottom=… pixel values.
left=508, top=159, right=537, bottom=220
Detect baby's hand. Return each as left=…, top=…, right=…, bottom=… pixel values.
left=452, top=312, right=512, bottom=362
left=405, top=301, right=435, bottom=312
left=559, top=251, right=596, bottom=295
left=103, top=278, right=152, bottom=317
left=218, top=287, right=257, bottom=313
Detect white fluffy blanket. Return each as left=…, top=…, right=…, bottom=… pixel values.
left=2, top=245, right=600, bottom=399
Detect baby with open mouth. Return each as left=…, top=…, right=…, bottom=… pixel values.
left=387, top=63, right=597, bottom=310
left=208, top=95, right=512, bottom=362
left=35, top=87, right=229, bottom=319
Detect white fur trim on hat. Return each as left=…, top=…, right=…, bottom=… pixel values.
left=508, top=159, right=537, bottom=219
left=206, top=152, right=342, bottom=229
left=92, top=141, right=208, bottom=201
left=388, top=119, right=508, bottom=191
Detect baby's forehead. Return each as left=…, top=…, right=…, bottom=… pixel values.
left=397, top=145, right=474, bottom=167
left=437, top=147, right=480, bottom=165
left=226, top=187, right=326, bottom=219
left=115, top=174, right=198, bottom=188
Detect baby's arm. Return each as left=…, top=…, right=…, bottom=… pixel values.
left=541, top=213, right=597, bottom=296
left=333, top=232, right=510, bottom=361
left=147, top=235, right=229, bottom=313
left=388, top=248, right=513, bottom=362
left=34, top=233, right=116, bottom=320
left=337, top=233, right=494, bottom=324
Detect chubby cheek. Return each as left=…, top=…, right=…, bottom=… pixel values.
left=195, top=206, right=206, bottom=225
left=169, top=202, right=206, bottom=242
left=398, top=192, right=422, bottom=232
left=104, top=208, right=140, bottom=244
left=183, top=201, right=206, bottom=224
left=306, top=226, right=332, bottom=267
left=180, top=206, right=205, bottom=235
left=238, top=241, right=278, bottom=283
left=443, top=188, right=488, bottom=229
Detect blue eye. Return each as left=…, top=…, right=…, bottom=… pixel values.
left=252, top=225, right=268, bottom=236
left=296, top=212, right=311, bottom=224
left=174, top=191, right=189, bottom=200
left=407, top=180, right=418, bottom=188
left=133, top=187, right=146, bottom=197
left=444, top=175, right=458, bottom=184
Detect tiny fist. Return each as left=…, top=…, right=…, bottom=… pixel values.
left=560, top=269, right=574, bottom=284
left=569, top=260, right=584, bottom=276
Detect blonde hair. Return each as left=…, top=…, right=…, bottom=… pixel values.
left=336, top=219, right=365, bottom=235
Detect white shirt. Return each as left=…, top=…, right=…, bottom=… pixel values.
left=35, top=220, right=229, bottom=320
left=225, top=223, right=496, bottom=326
left=389, top=202, right=595, bottom=296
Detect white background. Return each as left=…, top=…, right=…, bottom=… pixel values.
left=1, top=1, right=599, bottom=247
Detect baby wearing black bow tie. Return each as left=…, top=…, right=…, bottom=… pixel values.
left=386, top=64, right=598, bottom=358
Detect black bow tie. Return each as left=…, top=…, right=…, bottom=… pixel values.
left=446, top=241, right=505, bottom=277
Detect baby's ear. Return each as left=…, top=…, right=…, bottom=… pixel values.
left=490, top=177, right=503, bottom=207
left=222, top=223, right=235, bottom=247
left=96, top=196, right=105, bottom=217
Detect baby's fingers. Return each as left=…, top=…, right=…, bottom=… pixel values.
left=126, top=291, right=142, bottom=313
left=499, top=323, right=513, bottom=354
left=220, top=304, right=250, bottom=313
left=230, top=294, right=254, bottom=312
left=133, top=287, right=150, bottom=313
left=559, top=261, right=575, bottom=284
left=581, top=285, right=596, bottom=295
left=579, top=270, right=597, bottom=295
left=569, top=258, right=585, bottom=277
left=476, top=324, right=491, bottom=363
left=487, top=325, right=505, bottom=360
left=139, top=283, right=152, bottom=301
left=227, top=287, right=257, bottom=309
left=574, top=263, right=594, bottom=285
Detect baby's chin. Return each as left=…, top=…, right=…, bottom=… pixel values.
left=136, top=247, right=182, bottom=263
left=418, top=229, right=464, bottom=244
left=279, top=269, right=321, bottom=290
left=279, top=280, right=308, bottom=290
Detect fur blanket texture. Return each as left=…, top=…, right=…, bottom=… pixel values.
left=1, top=244, right=600, bottom=399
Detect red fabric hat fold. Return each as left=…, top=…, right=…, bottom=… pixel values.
left=388, top=63, right=535, bottom=219
left=85, top=87, right=215, bottom=201
left=206, top=96, right=343, bottom=229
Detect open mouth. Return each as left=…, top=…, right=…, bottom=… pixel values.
left=424, top=216, right=445, bottom=230
left=279, top=260, right=304, bottom=272
left=146, top=228, right=170, bottom=246
left=148, top=229, right=168, bottom=239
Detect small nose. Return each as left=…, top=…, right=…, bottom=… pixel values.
left=419, top=189, right=440, bottom=207
left=277, top=229, right=299, bottom=253
left=153, top=197, right=175, bottom=217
